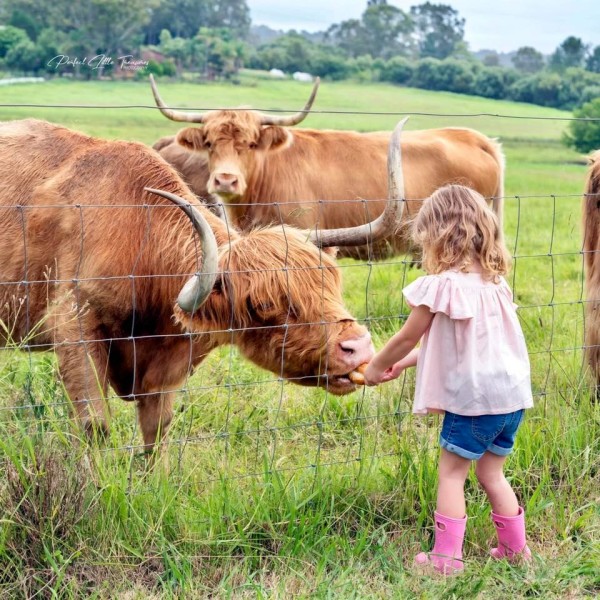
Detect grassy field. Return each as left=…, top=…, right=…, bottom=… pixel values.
left=0, top=76, right=598, bottom=598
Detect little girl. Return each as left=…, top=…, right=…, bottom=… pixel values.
left=364, top=184, right=533, bottom=575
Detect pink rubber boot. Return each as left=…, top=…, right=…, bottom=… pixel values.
left=490, top=507, right=532, bottom=561
left=415, top=512, right=467, bottom=575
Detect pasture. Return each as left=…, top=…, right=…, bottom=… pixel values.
left=0, top=76, right=598, bottom=598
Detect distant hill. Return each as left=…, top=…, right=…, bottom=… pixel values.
left=249, top=24, right=325, bottom=47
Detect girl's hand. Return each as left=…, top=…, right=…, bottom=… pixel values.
left=380, top=361, right=405, bottom=382
left=363, top=361, right=402, bottom=386
left=361, top=307, right=430, bottom=386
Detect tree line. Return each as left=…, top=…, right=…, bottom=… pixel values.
left=0, top=0, right=599, bottom=150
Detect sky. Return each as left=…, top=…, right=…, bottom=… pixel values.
left=247, top=0, right=599, bottom=54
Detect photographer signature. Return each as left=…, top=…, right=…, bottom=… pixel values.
left=48, top=54, right=148, bottom=71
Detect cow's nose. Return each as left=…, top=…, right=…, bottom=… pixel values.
left=339, top=333, right=374, bottom=365
left=214, top=173, right=238, bottom=190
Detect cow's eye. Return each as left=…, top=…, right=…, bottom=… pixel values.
left=204, top=141, right=212, bottom=150
left=249, top=142, right=257, bottom=150
left=246, top=298, right=275, bottom=320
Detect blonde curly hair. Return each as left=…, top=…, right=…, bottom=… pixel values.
left=412, top=184, right=510, bottom=281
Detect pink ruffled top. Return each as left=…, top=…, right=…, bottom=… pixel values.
left=403, top=270, right=533, bottom=416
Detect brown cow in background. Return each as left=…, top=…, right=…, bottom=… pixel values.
left=582, top=150, right=600, bottom=390
left=150, top=75, right=505, bottom=260
left=0, top=118, right=406, bottom=452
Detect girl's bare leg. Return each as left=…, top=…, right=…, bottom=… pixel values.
left=475, top=452, right=519, bottom=516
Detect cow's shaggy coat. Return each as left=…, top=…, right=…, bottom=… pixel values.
left=583, top=151, right=600, bottom=387
left=0, top=119, right=373, bottom=450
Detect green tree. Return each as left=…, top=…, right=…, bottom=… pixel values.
left=3, top=0, right=161, bottom=68
left=325, top=19, right=368, bottom=59
left=550, top=36, right=588, bottom=71
left=0, top=25, right=29, bottom=58
left=145, top=0, right=209, bottom=43
left=325, top=0, right=412, bottom=59
left=5, top=29, right=65, bottom=73
left=251, top=32, right=315, bottom=73
left=361, top=0, right=413, bottom=59
left=5, top=38, right=42, bottom=72
left=512, top=46, right=545, bottom=74
left=410, top=2, right=465, bottom=59
left=194, top=27, right=247, bottom=79
left=205, top=0, right=250, bottom=38
left=158, top=29, right=194, bottom=74
left=587, top=46, right=600, bottom=73
left=581, top=85, right=600, bottom=104
left=6, top=9, right=40, bottom=40
left=145, top=0, right=249, bottom=44
left=563, top=98, right=600, bottom=153
left=482, top=52, right=500, bottom=67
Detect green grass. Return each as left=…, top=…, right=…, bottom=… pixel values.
left=0, top=76, right=598, bottom=598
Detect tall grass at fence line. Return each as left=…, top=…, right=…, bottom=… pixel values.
left=0, top=78, right=598, bottom=597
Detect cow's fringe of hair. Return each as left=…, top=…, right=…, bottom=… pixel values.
left=176, top=227, right=344, bottom=352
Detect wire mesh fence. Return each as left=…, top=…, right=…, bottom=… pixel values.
left=0, top=97, right=594, bottom=500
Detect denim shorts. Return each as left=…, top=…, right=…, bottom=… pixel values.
left=440, top=409, right=525, bottom=460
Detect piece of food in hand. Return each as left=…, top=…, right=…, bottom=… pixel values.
left=348, top=363, right=369, bottom=385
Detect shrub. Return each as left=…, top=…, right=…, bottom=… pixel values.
left=474, top=67, right=508, bottom=99
left=410, top=57, right=442, bottom=90
left=563, top=98, right=600, bottom=154
left=436, top=58, right=476, bottom=94
left=380, top=56, right=413, bottom=84
left=313, top=53, right=352, bottom=81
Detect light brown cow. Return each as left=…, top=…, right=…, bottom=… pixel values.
left=582, top=150, right=600, bottom=391
left=0, top=119, right=407, bottom=451
left=150, top=75, right=505, bottom=260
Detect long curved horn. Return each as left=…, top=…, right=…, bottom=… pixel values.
left=144, top=188, right=219, bottom=312
left=149, top=74, right=208, bottom=123
left=310, top=117, right=407, bottom=248
left=259, top=77, right=320, bottom=126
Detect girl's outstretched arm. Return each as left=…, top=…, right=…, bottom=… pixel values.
left=364, top=305, right=433, bottom=386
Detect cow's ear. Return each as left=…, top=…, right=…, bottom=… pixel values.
left=258, top=126, right=293, bottom=152
left=177, top=127, right=206, bottom=152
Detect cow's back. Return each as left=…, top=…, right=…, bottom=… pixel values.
left=0, top=120, right=87, bottom=339
left=0, top=119, right=208, bottom=344
left=242, top=126, right=503, bottom=259
left=401, top=128, right=503, bottom=204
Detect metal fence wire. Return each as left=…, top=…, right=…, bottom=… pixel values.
left=0, top=100, right=594, bottom=494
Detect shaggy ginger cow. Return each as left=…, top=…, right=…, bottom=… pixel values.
left=0, top=119, right=406, bottom=451
left=583, top=150, right=600, bottom=389
left=150, top=75, right=505, bottom=259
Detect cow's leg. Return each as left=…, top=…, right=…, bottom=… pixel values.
left=55, top=340, right=110, bottom=437
left=49, top=297, right=110, bottom=437
left=136, top=391, right=175, bottom=455
left=134, top=338, right=203, bottom=456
